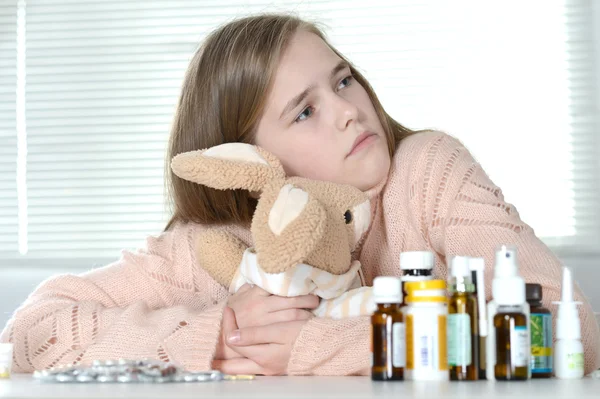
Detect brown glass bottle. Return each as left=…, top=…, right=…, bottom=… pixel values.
left=448, top=257, right=479, bottom=381
left=494, top=310, right=529, bottom=381
left=448, top=291, right=479, bottom=380
left=526, top=284, right=553, bottom=378
left=371, top=276, right=404, bottom=381
left=372, top=303, right=404, bottom=380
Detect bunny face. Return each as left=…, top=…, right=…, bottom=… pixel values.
left=171, top=142, right=371, bottom=279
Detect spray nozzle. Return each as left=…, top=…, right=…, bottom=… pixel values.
left=494, top=245, right=518, bottom=278
left=553, top=266, right=582, bottom=341
left=553, top=266, right=582, bottom=306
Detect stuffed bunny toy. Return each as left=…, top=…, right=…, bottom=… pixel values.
left=171, top=143, right=375, bottom=319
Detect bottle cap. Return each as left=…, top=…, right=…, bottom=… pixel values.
left=373, top=276, right=402, bottom=304
left=399, top=251, right=434, bottom=270
left=526, top=283, right=543, bottom=303
left=553, top=266, right=582, bottom=340
left=450, top=256, right=471, bottom=278
left=492, top=245, right=525, bottom=306
left=449, top=256, right=475, bottom=293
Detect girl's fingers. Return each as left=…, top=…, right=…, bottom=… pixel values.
left=266, top=308, right=313, bottom=324
left=212, top=358, right=264, bottom=375
left=265, top=294, right=320, bottom=313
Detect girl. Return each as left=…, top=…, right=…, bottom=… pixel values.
left=1, top=13, right=598, bottom=376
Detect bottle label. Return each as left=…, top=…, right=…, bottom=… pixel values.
left=510, top=325, right=529, bottom=367
left=567, top=352, right=584, bottom=371
left=406, top=312, right=447, bottom=371
left=392, top=322, right=406, bottom=368
left=530, top=313, right=552, bottom=373
left=447, top=313, right=472, bottom=366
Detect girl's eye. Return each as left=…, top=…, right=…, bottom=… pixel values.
left=293, top=75, right=353, bottom=123
left=294, top=106, right=314, bottom=123
left=338, top=75, right=353, bottom=90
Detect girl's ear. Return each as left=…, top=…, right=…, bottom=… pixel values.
left=170, top=143, right=286, bottom=192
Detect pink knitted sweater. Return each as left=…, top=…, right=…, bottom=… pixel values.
left=2, top=131, right=598, bottom=375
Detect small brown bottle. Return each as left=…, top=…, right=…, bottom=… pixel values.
left=371, top=276, right=404, bottom=381
left=447, top=256, right=479, bottom=381
left=494, top=308, right=529, bottom=381
left=526, top=284, right=552, bottom=378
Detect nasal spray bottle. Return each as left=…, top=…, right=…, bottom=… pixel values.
left=486, top=245, right=531, bottom=380
left=553, top=266, right=584, bottom=379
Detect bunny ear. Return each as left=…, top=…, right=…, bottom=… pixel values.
left=170, top=143, right=286, bottom=192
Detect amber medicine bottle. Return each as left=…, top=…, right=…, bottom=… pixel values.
left=492, top=247, right=529, bottom=381
left=447, top=256, right=479, bottom=381
left=371, top=276, right=405, bottom=381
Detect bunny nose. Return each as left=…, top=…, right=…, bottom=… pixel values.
left=352, top=200, right=371, bottom=244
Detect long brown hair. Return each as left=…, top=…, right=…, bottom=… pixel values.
left=164, top=13, right=420, bottom=231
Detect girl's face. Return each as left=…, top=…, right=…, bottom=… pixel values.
left=255, top=30, right=391, bottom=192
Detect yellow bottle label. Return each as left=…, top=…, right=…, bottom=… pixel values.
left=406, top=314, right=414, bottom=370
left=438, top=314, right=448, bottom=371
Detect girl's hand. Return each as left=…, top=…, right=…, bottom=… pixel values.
left=213, top=306, right=308, bottom=376
left=226, top=284, right=319, bottom=328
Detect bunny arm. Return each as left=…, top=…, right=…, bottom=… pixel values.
left=195, top=229, right=248, bottom=288
left=230, top=249, right=375, bottom=319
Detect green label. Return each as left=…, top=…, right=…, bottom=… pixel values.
left=447, top=313, right=471, bottom=366
left=530, top=313, right=553, bottom=373
left=567, top=352, right=584, bottom=370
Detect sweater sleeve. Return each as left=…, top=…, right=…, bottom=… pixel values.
left=419, top=132, right=600, bottom=375
left=0, top=223, right=229, bottom=373
left=287, top=316, right=370, bottom=376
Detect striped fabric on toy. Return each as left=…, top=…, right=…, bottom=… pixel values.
left=229, top=249, right=375, bottom=319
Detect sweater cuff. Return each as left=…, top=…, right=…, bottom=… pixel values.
left=163, top=301, right=227, bottom=371
left=287, top=316, right=370, bottom=376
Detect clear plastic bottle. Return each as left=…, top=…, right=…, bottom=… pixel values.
left=371, top=276, right=405, bottom=381
left=0, top=343, right=12, bottom=379
left=404, top=279, right=448, bottom=381
left=553, top=267, right=584, bottom=379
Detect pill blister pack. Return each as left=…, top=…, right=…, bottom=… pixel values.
left=32, top=359, right=255, bottom=383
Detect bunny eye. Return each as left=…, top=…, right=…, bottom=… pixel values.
left=344, top=210, right=353, bottom=224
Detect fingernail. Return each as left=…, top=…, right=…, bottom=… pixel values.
left=227, top=330, right=240, bottom=344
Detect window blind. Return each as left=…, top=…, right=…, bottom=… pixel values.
left=0, top=1, right=18, bottom=259
left=1, top=0, right=598, bottom=267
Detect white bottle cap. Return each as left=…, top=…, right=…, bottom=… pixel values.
left=399, top=251, right=434, bottom=270
left=450, top=255, right=471, bottom=278
left=553, top=266, right=582, bottom=340
left=492, top=245, right=525, bottom=306
left=373, top=276, right=402, bottom=304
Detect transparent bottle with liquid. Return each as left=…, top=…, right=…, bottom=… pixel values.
left=371, top=276, right=405, bottom=381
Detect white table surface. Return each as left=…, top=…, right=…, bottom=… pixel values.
left=1, top=374, right=600, bottom=399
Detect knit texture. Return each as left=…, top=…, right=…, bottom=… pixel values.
left=1, top=131, right=598, bottom=375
